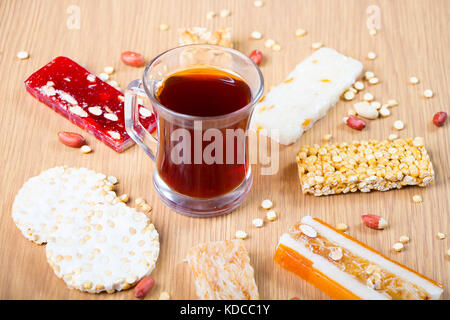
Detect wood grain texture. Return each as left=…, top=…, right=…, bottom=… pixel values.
left=0, top=0, right=448, bottom=300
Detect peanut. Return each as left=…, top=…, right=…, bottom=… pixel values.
left=121, top=51, right=145, bottom=67
left=249, top=49, right=263, bottom=66
left=58, top=131, right=86, bottom=148
left=134, top=276, right=155, bottom=299
left=433, top=111, right=447, bottom=127
left=344, top=115, right=366, bottom=130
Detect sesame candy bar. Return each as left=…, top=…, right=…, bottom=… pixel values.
left=185, top=240, right=259, bottom=300
left=250, top=48, right=362, bottom=145
left=274, top=216, right=443, bottom=300
left=296, top=138, right=434, bottom=196
left=24, top=56, right=156, bottom=153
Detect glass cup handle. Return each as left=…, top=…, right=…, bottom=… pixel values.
left=124, top=79, right=158, bottom=161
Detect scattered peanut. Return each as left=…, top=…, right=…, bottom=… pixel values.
left=264, top=39, right=275, bottom=48
left=363, top=92, right=374, bottom=102
left=219, top=9, right=231, bottom=17
left=80, top=145, right=92, bottom=154
left=336, top=223, right=348, bottom=232
left=343, top=90, right=356, bottom=101
left=387, top=99, right=399, bottom=107
left=379, top=106, right=391, bottom=117
left=119, top=194, right=129, bottom=203
left=141, top=203, right=152, bottom=213
left=17, top=51, right=29, bottom=60
left=254, top=0, right=264, bottom=7
left=367, top=51, right=377, bottom=60
left=252, top=218, right=264, bottom=228
left=295, top=28, right=307, bottom=37
left=322, top=133, right=332, bottom=142
left=388, top=133, right=398, bottom=141
left=353, top=101, right=379, bottom=119
left=392, top=242, right=404, bottom=252
left=206, top=11, right=216, bottom=19
left=364, top=71, right=375, bottom=80
left=159, top=24, right=170, bottom=31
left=437, top=232, right=446, bottom=240
left=409, top=76, right=419, bottom=85
left=159, top=291, right=171, bottom=300
left=135, top=197, right=145, bottom=207
left=235, top=230, right=248, bottom=239
left=261, top=199, right=273, bottom=209
left=412, top=195, right=423, bottom=203
left=134, top=276, right=155, bottom=299
left=399, top=235, right=410, bottom=244
left=311, top=42, right=324, bottom=50
left=104, top=66, right=115, bottom=74
left=266, top=210, right=277, bottom=221
left=343, top=115, right=366, bottom=130
left=353, top=81, right=365, bottom=91
left=250, top=31, right=263, bottom=40
left=423, top=89, right=433, bottom=98
left=368, top=77, right=380, bottom=85
left=393, top=120, right=404, bottom=130
left=433, top=111, right=447, bottom=127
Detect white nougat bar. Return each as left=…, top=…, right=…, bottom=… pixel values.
left=250, top=47, right=363, bottom=145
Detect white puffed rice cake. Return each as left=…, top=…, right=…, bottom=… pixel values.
left=46, top=202, right=159, bottom=294
left=250, top=47, right=362, bottom=145
left=12, top=166, right=116, bottom=244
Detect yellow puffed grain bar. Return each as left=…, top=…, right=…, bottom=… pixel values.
left=296, top=137, right=434, bottom=196
left=185, top=240, right=259, bottom=300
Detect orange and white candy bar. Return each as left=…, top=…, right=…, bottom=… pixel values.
left=274, top=216, right=443, bottom=300
left=185, top=240, right=259, bottom=300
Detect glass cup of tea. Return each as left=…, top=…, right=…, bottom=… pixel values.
left=124, top=44, right=264, bottom=217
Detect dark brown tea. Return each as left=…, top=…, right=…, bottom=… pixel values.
left=155, top=67, right=252, bottom=198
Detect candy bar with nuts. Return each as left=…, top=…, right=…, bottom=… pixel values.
left=274, top=216, right=444, bottom=300
left=185, top=240, right=259, bottom=300
left=296, top=138, right=434, bottom=196
left=24, top=56, right=156, bottom=153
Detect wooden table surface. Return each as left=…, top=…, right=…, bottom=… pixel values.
left=0, top=0, right=449, bottom=300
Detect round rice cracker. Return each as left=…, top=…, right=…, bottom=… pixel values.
left=46, top=202, right=159, bottom=294
left=12, top=166, right=117, bottom=244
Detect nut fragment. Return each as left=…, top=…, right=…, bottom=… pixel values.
left=387, top=99, right=398, bottom=107
left=388, top=133, right=398, bottom=141
left=363, top=92, right=374, bottom=102
left=367, top=52, right=377, bottom=60
left=119, top=194, right=129, bottom=203
left=399, top=235, right=410, bottom=244
left=272, top=44, right=281, bottom=52
left=409, top=76, right=419, bottom=84
left=266, top=210, right=277, bottom=221
left=235, top=230, right=248, bottom=239
left=336, top=223, right=348, bottom=232
left=322, top=134, right=332, bottom=142
left=141, top=203, right=152, bottom=213
left=261, top=199, right=273, bottom=209
left=80, top=145, right=92, bottom=154
left=393, top=242, right=404, bottom=252
left=379, top=106, right=391, bottom=117
left=311, top=42, right=323, bottom=50
left=252, top=218, right=264, bottom=228
left=17, top=51, right=29, bottom=60
left=104, top=66, right=115, bottom=74
left=98, top=73, right=109, bottom=81
left=295, top=28, right=307, bottom=37
left=135, top=197, right=145, bottom=206
left=159, top=291, right=171, bottom=300
left=364, top=71, right=375, bottom=80
left=206, top=11, right=216, bottom=19
left=159, top=24, right=170, bottom=31
left=299, top=224, right=317, bottom=238
left=412, top=195, right=423, bottom=203
left=264, top=39, right=275, bottom=48
left=253, top=0, right=264, bottom=7
left=250, top=31, right=263, bottom=40
left=437, top=232, right=446, bottom=240
left=353, top=81, right=364, bottom=91
left=343, top=90, right=356, bottom=101
left=219, top=9, right=231, bottom=17
left=368, top=77, right=379, bottom=85
left=393, top=120, right=404, bottom=130
left=423, top=89, right=433, bottom=98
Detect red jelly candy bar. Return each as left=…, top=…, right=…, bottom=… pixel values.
left=24, top=56, right=156, bottom=153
